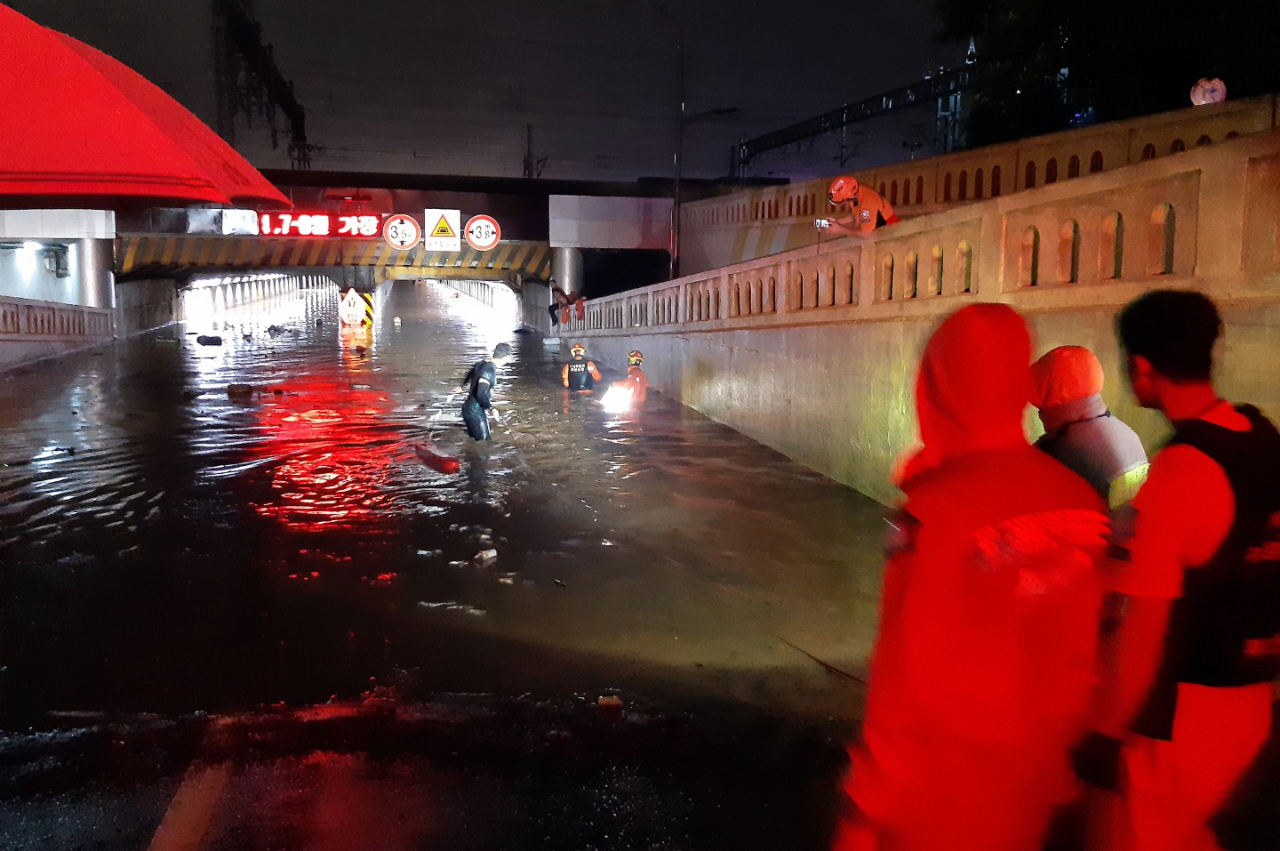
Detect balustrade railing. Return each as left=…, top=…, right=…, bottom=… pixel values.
left=557, top=130, right=1280, bottom=339
left=0, top=296, right=113, bottom=340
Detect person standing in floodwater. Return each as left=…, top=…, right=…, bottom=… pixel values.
left=835, top=304, right=1109, bottom=851
left=610, top=350, right=649, bottom=406
left=460, top=343, right=512, bottom=441
left=562, top=342, right=602, bottom=393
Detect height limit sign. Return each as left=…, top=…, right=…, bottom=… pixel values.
left=465, top=215, right=501, bottom=251
left=382, top=214, right=421, bottom=250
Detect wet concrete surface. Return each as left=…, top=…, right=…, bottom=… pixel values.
left=0, top=282, right=880, bottom=849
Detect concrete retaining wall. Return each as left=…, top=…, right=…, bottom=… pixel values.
left=0, top=295, right=114, bottom=373
left=565, top=130, right=1280, bottom=504
left=115, top=279, right=180, bottom=337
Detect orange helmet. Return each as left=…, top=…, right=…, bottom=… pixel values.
left=570, top=342, right=586, bottom=357
left=628, top=350, right=644, bottom=366
left=828, top=175, right=859, bottom=205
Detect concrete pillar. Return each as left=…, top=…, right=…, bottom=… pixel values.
left=76, top=238, right=115, bottom=310
left=551, top=247, right=584, bottom=296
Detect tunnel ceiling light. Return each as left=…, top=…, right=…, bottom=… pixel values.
left=0, top=240, right=68, bottom=253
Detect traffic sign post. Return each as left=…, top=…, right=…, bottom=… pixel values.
left=382, top=214, right=421, bottom=250
left=465, top=215, right=501, bottom=251
left=339, top=288, right=372, bottom=328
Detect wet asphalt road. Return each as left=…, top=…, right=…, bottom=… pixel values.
left=0, top=282, right=884, bottom=849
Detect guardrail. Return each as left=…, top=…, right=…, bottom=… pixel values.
left=559, top=128, right=1280, bottom=341
left=0, top=296, right=113, bottom=340
left=680, top=95, right=1280, bottom=275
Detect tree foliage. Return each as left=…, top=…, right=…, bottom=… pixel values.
left=938, top=0, right=1280, bottom=146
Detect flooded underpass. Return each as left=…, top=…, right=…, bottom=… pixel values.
left=0, top=281, right=885, bottom=850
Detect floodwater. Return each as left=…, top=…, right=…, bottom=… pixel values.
left=0, top=282, right=886, bottom=725
left=6, top=283, right=1280, bottom=851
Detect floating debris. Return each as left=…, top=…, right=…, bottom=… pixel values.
left=416, top=600, right=485, bottom=616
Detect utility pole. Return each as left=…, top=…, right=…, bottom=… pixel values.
left=522, top=124, right=546, bottom=179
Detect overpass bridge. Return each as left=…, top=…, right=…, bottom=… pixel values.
left=5, top=94, right=1280, bottom=503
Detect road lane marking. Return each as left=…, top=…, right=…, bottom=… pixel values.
left=147, top=762, right=232, bottom=851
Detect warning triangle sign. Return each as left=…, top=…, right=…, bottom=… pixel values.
left=431, top=215, right=456, bottom=238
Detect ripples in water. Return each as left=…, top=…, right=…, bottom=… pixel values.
left=0, top=282, right=885, bottom=722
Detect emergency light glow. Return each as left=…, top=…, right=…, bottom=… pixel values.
left=600, top=385, right=633, bottom=414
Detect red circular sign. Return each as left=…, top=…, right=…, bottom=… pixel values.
left=382, top=214, right=421, bottom=250
left=465, top=215, right=501, bottom=251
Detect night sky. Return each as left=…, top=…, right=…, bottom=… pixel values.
left=249, top=0, right=960, bottom=179
left=14, top=0, right=963, bottom=182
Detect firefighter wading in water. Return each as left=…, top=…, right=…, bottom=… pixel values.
left=610, top=349, right=649, bottom=405
left=562, top=342, right=602, bottom=392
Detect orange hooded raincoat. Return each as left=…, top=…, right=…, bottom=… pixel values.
left=839, top=305, right=1109, bottom=851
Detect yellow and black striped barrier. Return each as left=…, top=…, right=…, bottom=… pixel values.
left=116, top=236, right=552, bottom=282
left=338, top=288, right=374, bottom=328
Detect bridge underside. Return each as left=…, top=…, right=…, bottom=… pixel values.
left=116, top=236, right=552, bottom=283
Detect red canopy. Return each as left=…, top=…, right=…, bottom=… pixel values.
left=0, top=5, right=289, bottom=208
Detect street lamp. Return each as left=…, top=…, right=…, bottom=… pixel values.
left=645, top=0, right=684, bottom=280
left=674, top=105, right=738, bottom=280
left=646, top=1, right=738, bottom=280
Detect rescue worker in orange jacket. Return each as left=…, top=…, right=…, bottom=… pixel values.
left=1031, top=345, right=1149, bottom=508
left=610, top=350, right=649, bottom=406
left=1073, top=291, right=1280, bottom=851
left=825, top=175, right=898, bottom=238
left=562, top=342, right=602, bottom=392
left=551, top=280, right=587, bottom=326
left=837, top=304, right=1109, bottom=851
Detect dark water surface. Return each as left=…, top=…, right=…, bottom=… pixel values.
left=0, top=283, right=886, bottom=724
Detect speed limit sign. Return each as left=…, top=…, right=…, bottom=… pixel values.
left=465, top=215, right=501, bottom=251
left=382, top=214, right=421, bottom=250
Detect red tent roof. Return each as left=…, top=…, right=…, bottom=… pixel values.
left=0, top=5, right=289, bottom=208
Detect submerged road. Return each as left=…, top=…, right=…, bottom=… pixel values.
left=4, top=283, right=1280, bottom=850
left=0, top=282, right=886, bottom=850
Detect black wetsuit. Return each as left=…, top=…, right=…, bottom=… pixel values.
left=461, top=359, right=497, bottom=441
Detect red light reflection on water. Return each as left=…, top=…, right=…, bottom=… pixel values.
left=246, top=375, right=409, bottom=536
